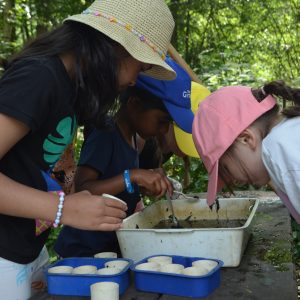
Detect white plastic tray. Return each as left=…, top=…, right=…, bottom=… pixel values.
left=116, top=197, right=259, bottom=267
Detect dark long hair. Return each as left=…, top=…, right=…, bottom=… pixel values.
left=8, top=21, right=125, bottom=127
left=119, top=86, right=169, bottom=113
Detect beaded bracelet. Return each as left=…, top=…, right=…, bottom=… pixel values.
left=123, top=170, right=134, bottom=194
left=53, top=191, right=65, bottom=228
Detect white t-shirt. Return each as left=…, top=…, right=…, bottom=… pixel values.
left=262, top=116, right=300, bottom=223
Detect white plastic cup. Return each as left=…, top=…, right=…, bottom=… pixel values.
left=135, top=262, right=160, bottom=272
left=90, top=282, right=119, bottom=300
left=192, top=259, right=218, bottom=272
left=181, top=267, right=209, bottom=276
left=147, top=256, right=172, bottom=265
left=72, top=265, right=97, bottom=275
left=48, top=266, right=73, bottom=274
left=160, top=263, right=184, bottom=274
left=104, top=260, right=129, bottom=270
left=94, top=252, right=118, bottom=258
left=102, top=193, right=126, bottom=205
left=97, top=268, right=122, bottom=275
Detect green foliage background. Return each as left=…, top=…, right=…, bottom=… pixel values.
left=1, top=0, right=300, bottom=262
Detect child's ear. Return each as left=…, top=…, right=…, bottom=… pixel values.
left=236, top=128, right=257, bottom=150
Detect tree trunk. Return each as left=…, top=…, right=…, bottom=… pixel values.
left=168, top=0, right=179, bottom=49
left=34, top=0, right=50, bottom=36
left=2, top=0, right=16, bottom=43
left=184, top=0, right=191, bottom=61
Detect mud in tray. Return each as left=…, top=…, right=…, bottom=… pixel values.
left=46, top=257, right=132, bottom=296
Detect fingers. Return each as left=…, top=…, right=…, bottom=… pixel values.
left=153, top=172, right=172, bottom=198
left=93, top=204, right=127, bottom=231
left=104, top=197, right=128, bottom=211
left=103, top=205, right=127, bottom=219
left=165, top=177, right=174, bottom=196
left=78, top=190, right=92, bottom=196
left=98, top=222, right=124, bottom=231
left=156, top=177, right=168, bottom=198
left=142, top=170, right=170, bottom=197
left=99, top=215, right=124, bottom=225
left=95, top=215, right=125, bottom=231
left=152, top=177, right=163, bottom=197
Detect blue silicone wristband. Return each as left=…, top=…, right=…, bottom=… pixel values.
left=123, top=169, right=134, bottom=194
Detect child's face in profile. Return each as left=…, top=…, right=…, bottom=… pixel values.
left=133, top=109, right=171, bottom=140
left=118, top=57, right=152, bottom=91
left=156, top=124, right=186, bottom=157
left=219, top=130, right=270, bottom=189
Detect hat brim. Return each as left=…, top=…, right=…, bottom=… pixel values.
left=164, top=102, right=194, bottom=133
left=207, top=161, right=225, bottom=206
left=170, top=82, right=211, bottom=133
left=174, top=124, right=199, bottom=158
left=173, top=82, right=211, bottom=158
left=207, top=162, right=219, bottom=206
left=65, top=15, right=176, bottom=81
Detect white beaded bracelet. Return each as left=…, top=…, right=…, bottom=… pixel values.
left=53, top=191, right=65, bottom=228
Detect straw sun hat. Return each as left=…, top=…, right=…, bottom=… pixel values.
left=65, top=0, right=176, bottom=80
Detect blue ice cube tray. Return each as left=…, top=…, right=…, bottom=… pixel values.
left=46, top=257, right=132, bottom=296
left=131, top=254, right=223, bottom=298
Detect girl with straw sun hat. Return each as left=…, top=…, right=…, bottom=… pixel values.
left=0, top=0, right=175, bottom=298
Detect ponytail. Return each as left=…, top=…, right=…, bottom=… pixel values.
left=252, top=80, right=300, bottom=118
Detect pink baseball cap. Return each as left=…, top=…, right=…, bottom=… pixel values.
left=192, top=86, right=276, bottom=206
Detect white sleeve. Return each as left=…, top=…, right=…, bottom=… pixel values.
left=282, top=170, right=300, bottom=214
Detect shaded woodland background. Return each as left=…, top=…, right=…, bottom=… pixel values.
left=1, top=0, right=300, bottom=261
left=2, top=0, right=300, bottom=86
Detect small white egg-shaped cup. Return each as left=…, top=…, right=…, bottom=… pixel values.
left=90, top=281, right=119, bottom=300
left=72, top=265, right=97, bottom=275
left=181, top=266, right=209, bottom=276
left=48, top=266, right=73, bottom=274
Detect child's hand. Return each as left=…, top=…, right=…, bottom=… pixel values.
left=61, top=191, right=127, bottom=231
left=131, top=169, right=173, bottom=198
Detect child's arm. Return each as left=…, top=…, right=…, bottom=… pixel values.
left=0, top=114, right=127, bottom=231
left=75, top=165, right=128, bottom=195
left=75, top=165, right=173, bottom=198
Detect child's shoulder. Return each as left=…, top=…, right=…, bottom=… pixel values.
left=264, top=116, right=300, bottom=146
left=2, top=56, right=62, bottom=84
left=8, top=56, right=57, bottom=71
left=272, top=116, right=300, bottom=134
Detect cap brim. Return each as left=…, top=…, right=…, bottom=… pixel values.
left=190, top=82, right=211, bottom=111
left=164, top=102, right=194, bottom=133
left=174, top=124, right=199, bottom=158
left=173, top=82, right=211, bottom=157
left=65, top=15, right=176, bottom=81
left=207, top=161, right=224, bottom=206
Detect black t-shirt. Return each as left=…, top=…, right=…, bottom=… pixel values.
left=0, top=56, right=76, bottom=264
